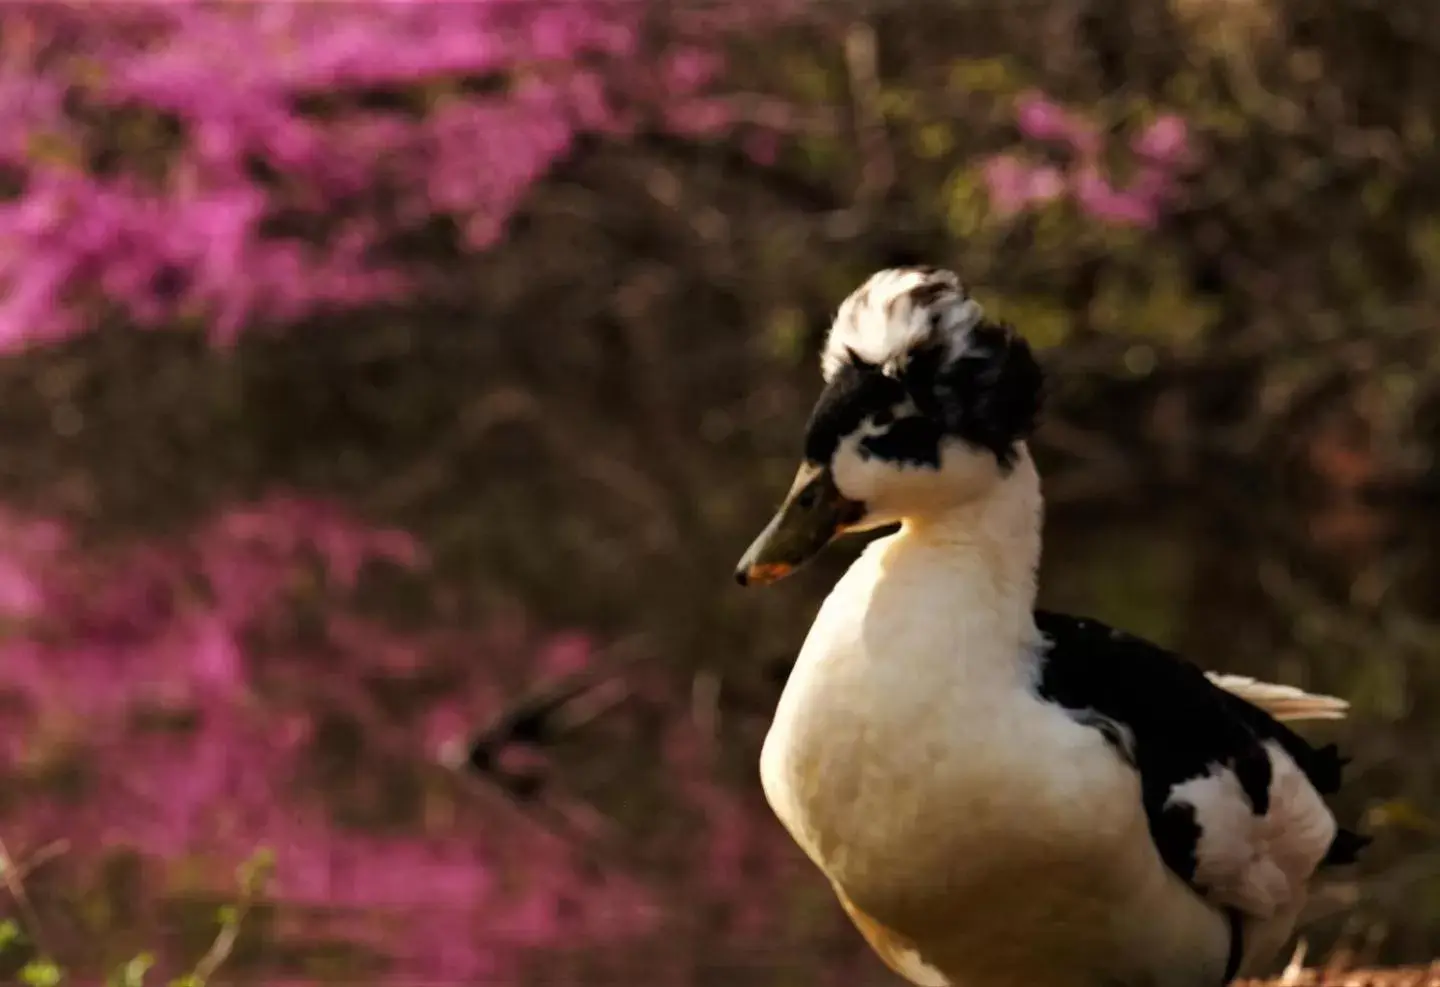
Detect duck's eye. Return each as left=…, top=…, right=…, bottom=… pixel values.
left=872, top=408, right=895, bottom=427
left=795, top=486, right=819, bottom=509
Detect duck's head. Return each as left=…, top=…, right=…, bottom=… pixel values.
left=735, top=266, right=1043, bottom=587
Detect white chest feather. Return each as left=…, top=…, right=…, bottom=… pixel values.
left=758, top=529, right=1239, bottom=987
left=752, top=457, right=1269, bottom=987
left=761, top=530, right=1140, bottom=900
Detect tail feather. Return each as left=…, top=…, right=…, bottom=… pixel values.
left=1206, top=673, right=1349, bottom=722
left=1210, top=672, right=1369, bottom=871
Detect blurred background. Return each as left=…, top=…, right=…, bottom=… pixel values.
left=0, top=1, right=1437, bottom=984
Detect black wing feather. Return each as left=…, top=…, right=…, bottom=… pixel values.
left=1032, top=610, right=1365, bottom=892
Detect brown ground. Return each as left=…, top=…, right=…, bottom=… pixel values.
left=1244, top=966, right=1440, bottom=987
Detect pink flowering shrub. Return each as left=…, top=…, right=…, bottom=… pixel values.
left=0, top=497, right=423, bottom=858
left=984, top=90, right=1195, bottom=229
left=0, top=2, right=760, bottom=352
left=0, top=498, right=816, bottom=983
left=0, top=7, right=847, bottom=980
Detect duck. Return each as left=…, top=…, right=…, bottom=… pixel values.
left=734, top=266, right=1366, bottom=987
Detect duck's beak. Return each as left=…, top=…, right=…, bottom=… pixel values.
left=734, top=462, right=865, bottom=587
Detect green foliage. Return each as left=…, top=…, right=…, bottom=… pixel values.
left=0, top=919, right=20, bottom=952
left=0, top=847, right=272, bottom=987
left=947, top=55, right=1029, bottom=98
left=234, top=847, right=275, bottom=900
left=19, top=958, right=63, bottom=987
left=106, top=954, right=155, bottom=987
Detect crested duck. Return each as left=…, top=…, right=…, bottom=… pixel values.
left=734, top=267, right=1366, bottom=987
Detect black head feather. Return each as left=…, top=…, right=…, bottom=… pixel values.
left=803, top=319, right=1043, bottom=472
left=897, top=321, right=1043, bottom=470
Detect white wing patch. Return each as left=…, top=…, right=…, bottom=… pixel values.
left=1206, top=673, right=1349, bottom=722
left=821, top=268, right=984, bottom=382
left=1167, top=741, right=1338, bottom=918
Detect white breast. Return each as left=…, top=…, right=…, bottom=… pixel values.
left=759, top=532, right=1234, bottom=987
left=761, top=533, right=1132, bottom=893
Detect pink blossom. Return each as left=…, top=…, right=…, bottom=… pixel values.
left=0, top=495, right=755, bottom=983
left=982, top=154, right=1066, bottom=216
left=186, top=613, right=244, bottom=693
left=1133, top=113, right=1193, bottom=167
left=537, top=631, right=596, bottom=677
left=1014, top=91, right=1072, bottom=141
left=0, top=520, right=821, bottom=981
left=983, top=154, right=1034, bottom=216
left=997, top=91, right=1194, bottom=228
left=1074, top=167, right=1162, bottom=229
left=0, top=2, right=771, bottom=353
left=1026, top=163, right=1066, bottom=204
left=1014, top=89, right=1100, bottom=155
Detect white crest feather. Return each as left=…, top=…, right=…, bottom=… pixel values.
left=821, top=267, right=985, bottom=382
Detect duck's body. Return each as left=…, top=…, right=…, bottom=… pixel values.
left=764, top=479, right=1220, bottom=987
left=736, top=268, right=1364, bottom=987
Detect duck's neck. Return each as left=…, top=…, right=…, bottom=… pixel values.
left=882, top=446, right=1044, bottom=674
